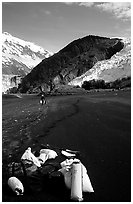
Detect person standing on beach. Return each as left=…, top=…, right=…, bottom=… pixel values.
left=40, top=93, right=46, bottom=105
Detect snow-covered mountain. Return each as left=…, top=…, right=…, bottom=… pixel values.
left=2, top=32, right=53, bottom=92
left=69, top=37, right=131, bottom=87
left=2, top=32, right=53, bottom=75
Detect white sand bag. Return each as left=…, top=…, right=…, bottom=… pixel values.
left=82, top=164, right=94, bottom=193
left=21, top=147, right=41, bottom=167
left=71, top=161, right=83, bottom=201
left=40, top=149, right=58, bottom=159
left=8, top=177, right=24, bottom=195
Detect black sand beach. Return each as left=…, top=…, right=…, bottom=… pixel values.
left=2, top=90, right=131, bottom=202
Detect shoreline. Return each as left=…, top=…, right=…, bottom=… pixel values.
left=2, top=90, right=131, bottom=202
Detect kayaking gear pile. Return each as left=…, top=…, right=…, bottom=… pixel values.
left=7, top=144, right=94, bottom=201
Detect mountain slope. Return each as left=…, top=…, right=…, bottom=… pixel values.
left=69, top=38, right=131, bottom=86
left=19, top=35, right=124, bottom=93
left=2, top=32, right=53, bottom=75
left=2, top=32, right=53, bottom=92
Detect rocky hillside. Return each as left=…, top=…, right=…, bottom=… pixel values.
left=19, top=35, right=124, bottom=93
left=2, top=32, right=53, bottom=92
left=69, top=38, right=131, bottom=87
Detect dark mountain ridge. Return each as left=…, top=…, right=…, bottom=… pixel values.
left=19, top=35, right=124, bottom=93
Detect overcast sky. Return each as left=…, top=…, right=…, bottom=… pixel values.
left=2, top=1, right=131, bottom=53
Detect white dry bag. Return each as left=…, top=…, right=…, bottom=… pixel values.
left=21, top=147, right=41, bottom=167
left=71, top=161, right=83, bottom=201
left=39, top=149, right=58, bottom=160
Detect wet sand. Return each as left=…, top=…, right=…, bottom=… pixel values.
left=2, top=90, right=131, bottom=202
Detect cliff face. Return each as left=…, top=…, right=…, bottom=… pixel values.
left=19, top=35, right=124, bottom=93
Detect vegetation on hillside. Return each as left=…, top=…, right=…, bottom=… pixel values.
left=6, top=76, right=131, bottom=94
left=81, top=76, right=131, bottom=90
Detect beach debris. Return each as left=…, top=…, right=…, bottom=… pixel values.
left=8, top=176, right=24, bottom=195
left=21, top=147, right=41, bottom=167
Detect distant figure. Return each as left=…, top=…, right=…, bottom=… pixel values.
left=40, top=93, right=46, bottom=105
